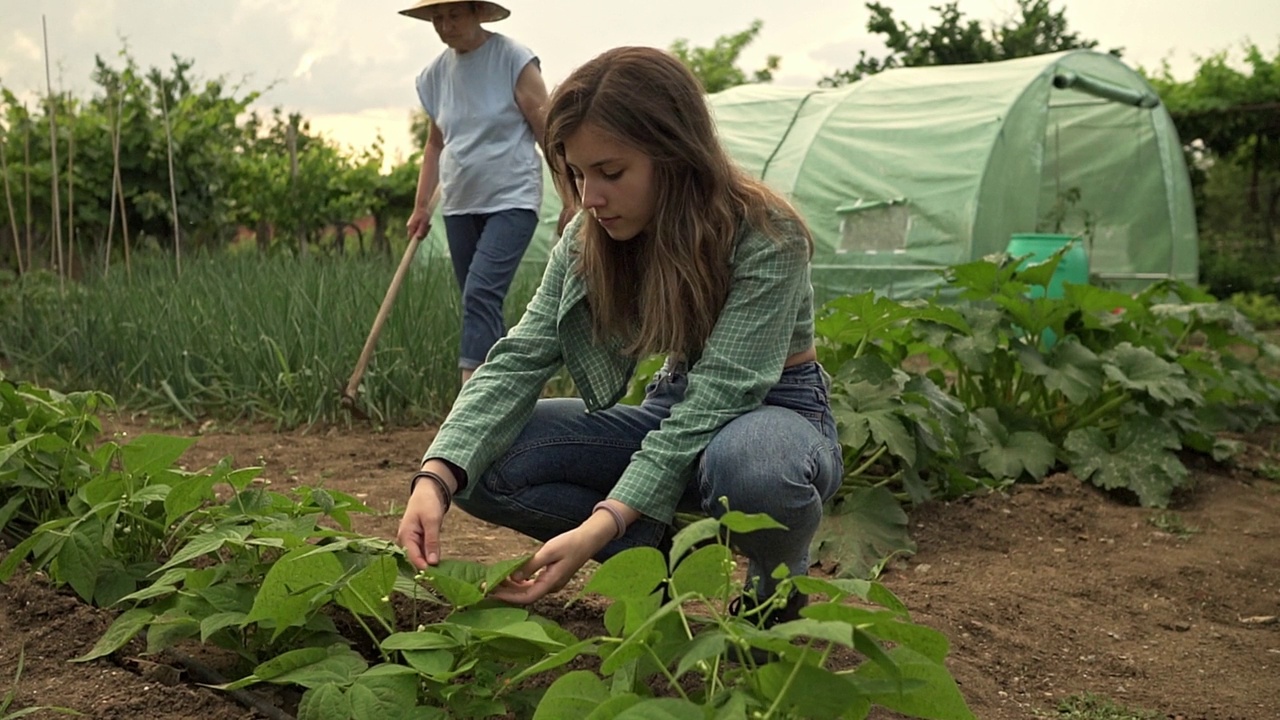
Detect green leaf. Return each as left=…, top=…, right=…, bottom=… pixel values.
left=584, top=695, right=644, bottom=720
left=475, top=620, right=564, bottom=650
left=200, top=612, right=248, bottom=642
left=421, top=573, right=483, bottom=607
left=1033, top=339, right=1103, bottom=404
left=400, top=649, right=454, bottom=678
left=942, top=307, right=1004, bottom=373
left=113, top=569, right=186, bottom=605
left=0, top=497, right=25, bottom=534
left=854, top=627, right=903, bottom=679
left=0, top=534, right=44, bottom=581
left=712, top=694, right=750, bottom=720
left=128, top=484, right=171, bottom=505
left=866, top=582, right=910, bottom=615
left=71, top=608, right=153, bottom=662
left=156, top=525, right=252, bottom=573
left=146, top=612, right=200, bottom=655
left=718, top=510, right=788, bottom=534
left=583, top=547, right=667, bottom=601
left=600, top=595, right=690, bottom=675
left=224, top=466, right=264, bottom=492
left=336, top=555, right=396, bottom=621
left=673, top=630, right=729, bottom=679
left=754, top=661, right=870, bottom=720
left=381, top=632, right=460, bottom=651
left=802, top=603, right=899, bottom=627
left=245, top=546, right=346, bottom=639
left=227, top=646, right=368, bottom=691
left=55, top=527, right=102, bottom=602
left=854, top=646, right=976, bottom=720
left=771, top=618, right=856, bottom=649
left=93, top=563, right=137, bottom=608
left=1065, top=421, right=1189, bottom=507
left=810, top=487, right=915, bottom=579
left=863, top=617, right=951, bottom=664
left=669, top=544, right=732, bottom=598
left=830, top=363, right=918, bottom=466
left=973, top=411, right=1056, bottom=481
left=0, top=434, right=41, bottom=468
left=297, top=683, right=351, bottom=720
left=613, top=698, right=710, bottom=719
left=267, top=649, right=368, bottom=689
left=508, top=638, right=599, bottom=684
left=121, top=434, right=196, bottom=477
left=1102, top=343, right=1201, bottom=406
left=164, top=472, right=220, bottom=526
left=668, top=517, right=720, bottom=565
left=532, top=670, right=608, bottom=720
left=448, top=606, right=528, bottom=630
left=484, top=554, right=532, bottom=593
left=349, top=665, right=418, bottom=720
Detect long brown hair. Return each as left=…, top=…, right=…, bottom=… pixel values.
left=545, top=46, right=812, bottom=358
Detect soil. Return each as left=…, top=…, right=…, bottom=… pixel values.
left=2, top=415, right=1278, bottom=720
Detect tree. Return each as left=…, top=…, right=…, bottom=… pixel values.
left=670, top=20, right=781, bottom=95
left=1146, top=44, right=1280, bottom=294
left=821, top=0, right=1116, bottom=86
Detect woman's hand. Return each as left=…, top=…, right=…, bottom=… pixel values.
left=406, top=206, right=433, bottom=242
left=490, top=511, right=617, bottom=604
left=396, top=463, right=457, bottom=569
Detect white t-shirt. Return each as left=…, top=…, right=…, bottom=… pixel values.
left=416, top=33, right=544, bottom=216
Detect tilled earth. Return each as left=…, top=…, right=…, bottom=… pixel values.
left=2, top=417, right=1277, bottom=719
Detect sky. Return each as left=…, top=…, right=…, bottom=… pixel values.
left=1, top=0, right=1277, bottom=166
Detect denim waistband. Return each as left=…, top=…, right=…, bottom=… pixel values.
left=661, top=357, right=829, bottom=389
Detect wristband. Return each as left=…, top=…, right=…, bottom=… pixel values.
left=410, top=470, right=453, bottom=513
left=592, top=501, right=627, bottom=541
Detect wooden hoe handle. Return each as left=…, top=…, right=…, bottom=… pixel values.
left=342, top=187, right=442, bottom=409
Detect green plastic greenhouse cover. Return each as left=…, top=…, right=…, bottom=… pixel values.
left=416, top=50, right=1197, bottom=304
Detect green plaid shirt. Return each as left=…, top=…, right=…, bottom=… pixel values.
left=424, top=213, right=815, bottom=523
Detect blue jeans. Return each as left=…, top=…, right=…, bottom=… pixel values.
left=443, top=209, right=539, bottom=370
left=454, top=360, right=844, bottom=595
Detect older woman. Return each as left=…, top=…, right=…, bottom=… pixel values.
left=400, top=0, right=571, bottom=383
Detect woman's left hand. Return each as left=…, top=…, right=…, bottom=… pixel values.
left=490, top=521, right=614, bottom=604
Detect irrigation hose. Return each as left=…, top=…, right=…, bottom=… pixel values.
left=161, top=649, right=296, bottom=720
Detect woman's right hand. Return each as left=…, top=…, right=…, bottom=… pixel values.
left=406, top=207, right=433, bottom=242
left=397, top=464, right=456, bottom=569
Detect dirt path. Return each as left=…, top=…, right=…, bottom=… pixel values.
left=2, top=417, right=1277, bottom=719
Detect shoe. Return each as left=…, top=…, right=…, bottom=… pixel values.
left=727, top=591, right=809, bottom=664
left=728, top=590, right=808, bottom=627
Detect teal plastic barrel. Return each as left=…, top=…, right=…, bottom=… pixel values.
left=1006, top=233, right=1089, bottom=298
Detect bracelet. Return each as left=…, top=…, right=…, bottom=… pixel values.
left=411, top=470, right=453, bottom=513
left=592, top=501, right=627, bottom=541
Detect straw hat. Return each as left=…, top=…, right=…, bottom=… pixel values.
left=399, top=0, right=510, bottom=23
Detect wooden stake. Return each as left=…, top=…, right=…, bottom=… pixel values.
left=42, top=15, right=65, bottom=292
left=287, top=118, right=301, bottom=256
left=118, top=164, right=132, bottom=280
left=66, top=115, right=75, bottom=278
left=23, top=106, right=32, bottom=270
left=159, top=79, right=181, bottom=276
left=105, top=88, right=122, bottom=279
left=0, top=135, right=23, bottom=274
